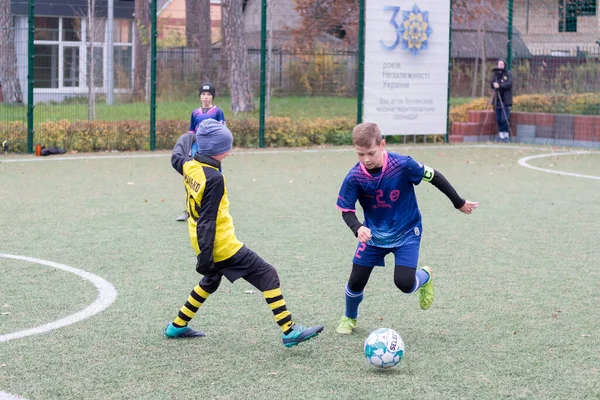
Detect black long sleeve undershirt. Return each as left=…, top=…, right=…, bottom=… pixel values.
left=429, top=169, right=466, bottom=209
left=342, top=211, right=363, bottom=237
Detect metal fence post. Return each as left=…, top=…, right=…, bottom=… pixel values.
left=507, top=0, right=514, bottom=68
left=150, top=0, right=157, bottom=151
left=356, top=0, right=365, bottom=125
left=258, top=0, right=267, bottom=148
left=27, top=0, right=35, bottom=154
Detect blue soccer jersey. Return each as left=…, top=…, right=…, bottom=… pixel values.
left=188, top=106, right=226, bottom=133
left=336, top=151, right=425, bottom=248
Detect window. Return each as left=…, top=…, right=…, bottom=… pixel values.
left=114, top=19, right=133, bottom=43
left=92, top=47, right=104, bottom=88
left=33, top=16, right=133, bottom=90
left=62, top=18, right=81, bottom=41
left=114, top=46, right=133, bottom=88
left=577, top=0, right=597, bottom=15
left=34, top=44, right=59, bottom=88
left=559, top=0, right=597, bottom=32
left=34, top=17, right=59, bottom=41
left=63, top=47, right=80, bottom=87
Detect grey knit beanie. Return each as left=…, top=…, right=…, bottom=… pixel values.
left=195, top=119, right=233, bottom=156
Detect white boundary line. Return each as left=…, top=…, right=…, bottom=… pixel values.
left=0, top=144, right=568, bottom=163
left=517, top=151, right=600, bottom=181
left=0, top=253, right=118, bottom=343
left=0, top=392, right=28, bottom=400
left=3, top=144, right=599, bottom=180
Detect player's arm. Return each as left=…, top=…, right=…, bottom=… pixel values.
left=195, top=172, right=225, bottom=275
left=422, top=165, right=466, bottom=209
left=171, top=133, right=192, bottom=175
left=342, top=211, right=362, bottom=236
left=188, top=112, right=196, bottom=134
left=218, top=109, right=226, bottom=126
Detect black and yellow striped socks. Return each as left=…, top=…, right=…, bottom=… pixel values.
left=263, top=288, right=294, bottom=335
left=172, top=284, right=210, bottom=328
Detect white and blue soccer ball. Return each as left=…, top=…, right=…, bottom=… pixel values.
left=364, top=328, right=405, bottom=369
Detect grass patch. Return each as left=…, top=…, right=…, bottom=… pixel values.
left=1, top=145, right=598, bottom=399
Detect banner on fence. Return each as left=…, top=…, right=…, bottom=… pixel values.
left=363, top=0, right=451, bottom=135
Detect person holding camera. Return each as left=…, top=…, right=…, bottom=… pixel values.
left=490, top=58, right=513, bottom=143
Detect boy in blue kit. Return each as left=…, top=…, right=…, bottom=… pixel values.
left=165, top=119, right=324, bottom=347
left=189, top=83, right=226, bottom=134
left=335, top=122, right=478, bottom=334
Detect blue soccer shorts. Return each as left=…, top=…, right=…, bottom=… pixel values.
left=352, top=242, right=420, bottom=268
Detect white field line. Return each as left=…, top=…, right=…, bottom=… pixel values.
left=0, top=253, right=117, bottom=343
left=517, top=151, right=600, bottom=181
left=0, top=144, right=582, bottom=163
left=0, top=392, right=29, bottom=400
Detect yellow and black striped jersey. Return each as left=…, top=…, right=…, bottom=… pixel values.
left=180, top=154, right=243, bottom=271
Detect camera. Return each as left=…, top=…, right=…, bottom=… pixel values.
left=492, top=68, right=504, bottom=84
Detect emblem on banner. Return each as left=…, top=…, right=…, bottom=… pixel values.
left=399, top=4, right=433, bottom=56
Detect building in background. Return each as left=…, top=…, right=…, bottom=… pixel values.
left=513, top=0, right=599, bottom=54
left=10, top=0, right=135, bottom=103
left=158, top=0, right=222, bottom=46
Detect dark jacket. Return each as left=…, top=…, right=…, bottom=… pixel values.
left=490, top=67, right=513, bottom=107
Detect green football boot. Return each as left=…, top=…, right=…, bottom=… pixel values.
left=419, top=266, right=434, bottom=310
left=335, top=316, right=357, bottom=334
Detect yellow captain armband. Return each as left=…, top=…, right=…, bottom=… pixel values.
left=422, top=165, right=434, bottom=182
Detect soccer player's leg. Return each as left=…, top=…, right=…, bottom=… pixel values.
left=164, top=273, right=222, bottom=338
left=393, top=243, right=433, bottom=310
left=240, top=248, right=323, bottom=347
left=336, top=244, right=383, bottom=334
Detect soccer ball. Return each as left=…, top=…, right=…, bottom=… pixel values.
left=364, top=328, right=405, bottom=369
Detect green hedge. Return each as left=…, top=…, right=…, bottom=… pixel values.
left=450, top=92, right=600, bottom=123
left=0, top=117, right=356, bottom=153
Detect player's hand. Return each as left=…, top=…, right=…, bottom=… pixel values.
left=459, top=200, right=479, bottom=214
left=357, top=226, right=372, bottom=243
left=493, top=82, right=500, bottom=89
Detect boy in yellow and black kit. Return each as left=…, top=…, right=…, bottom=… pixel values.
left=165, top=119, right=323, bottom=347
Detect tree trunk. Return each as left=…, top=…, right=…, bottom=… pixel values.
left=0, top=0, right=24, bottom=103
left=480, top=27, right=486, bottom=98
left=134, top=0, right=150, bottom=101
left=222, top=0, right=253, bottom=113
left=471, top=25, right=483, bottom=98
left=471, top=56, right=478, bottom=98
left=186, top=0, right=212, bottom=83
left=194, top=0, right=212, bottom=82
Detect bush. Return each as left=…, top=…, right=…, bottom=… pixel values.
left=2, top=117, right=355, bottom=153
left=0, top=121, right=28, bottom=153
left=450, top=92, right=600, bottom=122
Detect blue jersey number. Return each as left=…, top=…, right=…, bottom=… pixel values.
left=380, top=6, right=401, bottom=51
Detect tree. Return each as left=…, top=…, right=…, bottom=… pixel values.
left=290, top=0, right=358, bottom=50
left=221, top=0, right=253, bottom=113
left=186, top=0, right=212, bottom=82
left=289, top=0, right=508, bottom=51
left=0, top=0, right=23, bottom=103
left=134, top=0, right=150, bottom=100
left=83, top=0, right=103, bottom=119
